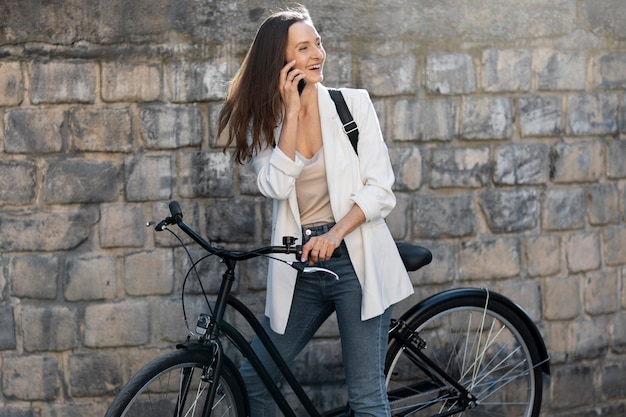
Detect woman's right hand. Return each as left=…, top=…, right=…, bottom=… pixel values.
left=280, top=60, right=304, bottom=115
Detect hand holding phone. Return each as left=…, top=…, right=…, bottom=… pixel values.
left=287, top=65, right=306, bottom=95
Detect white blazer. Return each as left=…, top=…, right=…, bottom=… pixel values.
left=252, top=84, right=413, bottom=334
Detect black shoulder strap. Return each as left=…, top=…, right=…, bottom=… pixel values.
left=328, top=88, right=359, bottom=155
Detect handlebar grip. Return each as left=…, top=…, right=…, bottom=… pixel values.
left=169, top=201, right=183, bottom=223
left=295, top=246, right=342, bottom=259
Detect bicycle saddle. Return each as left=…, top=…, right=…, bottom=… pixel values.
left=396, top=243, right=433, bottom=272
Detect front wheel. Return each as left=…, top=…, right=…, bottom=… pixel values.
left=385, top=290, right=544, bottom=417
left=105, top=348, right=246, bottom=417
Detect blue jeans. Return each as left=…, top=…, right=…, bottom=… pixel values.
left=239, top=224, right=392, bottom=417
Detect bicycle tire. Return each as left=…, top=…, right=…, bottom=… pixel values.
left=385, top=291, right=544, bottom=417
left=104, top=348, right=246, bottom=417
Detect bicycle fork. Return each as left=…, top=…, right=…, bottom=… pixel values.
left=389, top=319, right=478, bottom=416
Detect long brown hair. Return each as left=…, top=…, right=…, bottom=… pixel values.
left=219, top=6, right=311, bottom=164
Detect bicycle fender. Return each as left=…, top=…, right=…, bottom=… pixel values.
left=396, top=287, right=550, bottom=375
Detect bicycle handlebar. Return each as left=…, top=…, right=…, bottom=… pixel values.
left=149, top=201, right=340, bottom=278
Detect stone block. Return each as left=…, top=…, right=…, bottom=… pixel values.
left=322, top=51, right=352, bottom=88
left=206, top=198, right=256, bottom=243
left=536, top=49, right=587, bottom=91
left=550, top=140, right=603, bottom=183
left=550, top=363, right=594, bottom=409
left=359, top=53, right=417, bottom=96
left=590, top=52, right=626, bottom=89
left=40, top=401, right=109, bottom=417
left=3, top=108, right=64, bottom=154
left=430, top=147, right=490, bottom=188
left=0, top=207, right=98, bottom=252
left=519, top=95, right=563, bottom=136
left=101, top=61, right=161, bottom=102
left=494, top=143, right=549, bottom=185
left=0, top=160, right=36, bottom=204
left=408, top=240, right=455, bottom=286
left=413, top=194, right=475, bottom=238
left=9, top=254, right=58, bottom=299
left=389, top=146, right=422, bottom=191
left=124, top=154, right=173, bottom=201
left=0, top=306, right=16, bottom=350
left=178, top=151, right=234, bottom=198
left=19, top=305, right=79, bottom=352
left=566, top=231, right=601, bottom=273
left=139, top=104, right=203, bottom=149
left=2, top=355, right=59, bottom=400
left=584, top=269, right=619, bottom=316
left=84, top=302, right=150, bottom=348
left=458, top=238, right=520, bottom=280
left=481, top=49, right=531, bottom=92
left=567, top=93, right=619, bottom=135
left=588, top=184, right=619, bottom=225
left=0, top=61, right=23, bottom=106
left=124, top=250, right=174, bottom=295
left=542, top=188, right=586, bottom=231
left=426, top=52, right=476, bottom=95
left=572, top=317, right=609, bottom=360
left=544, top=276, right=580, bottom=320
left=523, top=235, right=562, bottom=277
left=495, top=279, right=542, bottom=322
left=543, top=321, right=569, bottom=364
left=64, top=256, right=116, bottom=301
left=166, top=60, right=229, bottom=102
left=479, top=189, right=538, bottom=233
left=238, top=159, right=261, bottom=196
left=68, top=352, right=122, bottom=396
left=99, top=204, right=146, bottom=248
left=43, top=158, right=119, bottom=204
left=460, top=97, right=513, bottom=140
left=603, top=225, right=626, bottom=266
left=0, top=407, right=34, bottom=417
left=600, top=361, right=626, bottom=401
left=29, top=60, right=95, bottom=104
left=607, top=139, right=626, bottom=178
left=392, top=98, right=456, bottom=141
left=69, top=106, right=133, bottom=152
left=386, top=193, right=411, bottom=241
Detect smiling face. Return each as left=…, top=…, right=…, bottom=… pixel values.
left=285, top=21, right=325, bottom=85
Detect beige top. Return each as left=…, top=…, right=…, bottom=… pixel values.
left=295, top=146, right=335, bottom=227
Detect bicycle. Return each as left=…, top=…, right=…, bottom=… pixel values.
left=104, top=201, right=550, bottom=417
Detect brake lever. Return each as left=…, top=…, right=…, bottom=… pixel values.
left=287, top=261, right=339, bottom=280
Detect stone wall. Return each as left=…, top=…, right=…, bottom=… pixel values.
left=1, top=0, right=626, bottom=415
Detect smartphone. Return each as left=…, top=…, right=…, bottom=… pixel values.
left=287, top=66, right=306, bottom=95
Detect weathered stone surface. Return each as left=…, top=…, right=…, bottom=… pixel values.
left=566, top=231, right=601, bottom=273
left=479, top=189, right=538, bottom=233
left=29, top=60, right=96, bottom=104
left=4, top=108, right=64, bottom=154
left=166, top=60, right=230, bottom=102
left=590, top=52, right=626, bottom=89
left=178, top=151, right=234, bottom=198
left=9, top=255, right=58, bottom=299
left=536, top=49, right=587, bottom=91
left=430, top=147, right=490, bottom=188
left=139, top=104, right=203, bottom=149
left=123, top=250, right=174, bottom=295
left=584, top=270, right=619, bottom=316
left=69, top=106, right=133, bottom=152
left=19, top=305, right=79, bottom=351
left=389, top=146, right=422, bottom=191
left=567, top=93, right=619, bottom=135
left=413, top=195, right=475, bottom=238
left=458, top=238, right=520, bottom=280
left=64, top=256, right=116, bottom=301
left=519, top=95, right=563, bottom=136
left=523, top=235, right=562, bottom=277
left=0, top=207, right=98, bottom=252
left=0, top=160, right=36, bottom=204
left=2, top=355, right=59, bottom=400
left=99, top=204, right=146, bottom=248
left=426, top=52, right=476, bottom=95
left=550, top=363, right=595, bottom=409
left=0, top=61, right=23, bottom=106
left=588, top=184, right=620, bottom=225
left=124, top=154, right=173, bottom=201
left=206, top=198, right=256, bottom=243
left=603, top=226, right=626, bottom=266
left=0, top=306, right=16, bottom=350
left=68, top=353, right=122, bottom=396
left=101, top=61, right=161, bottom=102
left=482, top=49, right=531, bottom=92
left=544, top=276, right=580, bottom=320
left=550, top=140, right=603, bottom=183
left=43, top=158, right=120, bottom=203
left=607, top=139, right=626, bottom=179
left=392, top=98, right=456, bottom=142
left=460, top=97, right=513, bottom=140
left=494, top=143, right=549, bottom=185
left=542, top=188, right=586, bottom=230
left=84, top=302, right=150, bottom=347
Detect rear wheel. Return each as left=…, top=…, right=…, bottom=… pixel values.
left=105, top=348, right=246, bottom=417
left=385, top=292, right=543, bottom=417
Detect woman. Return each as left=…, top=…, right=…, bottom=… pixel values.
left=218, top=5, right=413, bottom=417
